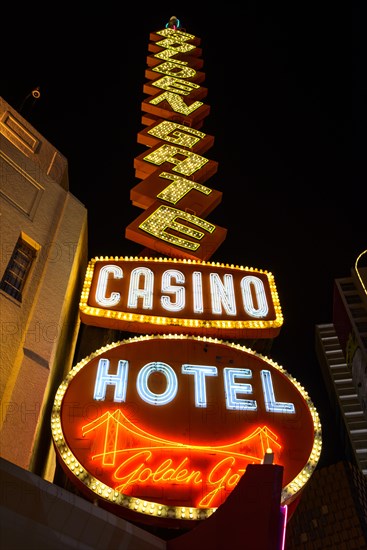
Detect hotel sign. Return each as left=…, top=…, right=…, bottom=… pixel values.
left=58, top=19, right=321, bottom=530
left=51, top=335, right=321, bottom=528
left=79, top=257, right=283, bottom=339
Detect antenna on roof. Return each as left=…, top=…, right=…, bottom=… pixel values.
left=19, top=86, right=41, bottom=116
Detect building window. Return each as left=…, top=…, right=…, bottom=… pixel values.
left=0, top=234, right=38, bottom=302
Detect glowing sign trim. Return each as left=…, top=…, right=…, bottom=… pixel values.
left=79, top=256, right=283, bottom=338
left=51, top=334, right=322, bottom=526
left=125, top=25, right=226, bottom=261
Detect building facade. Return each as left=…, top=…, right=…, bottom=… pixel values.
left=0, top=96, right=88, bottom=479
left=315, top=254, right=367, bottom=475
left=285, top=253, right=367, bottom=548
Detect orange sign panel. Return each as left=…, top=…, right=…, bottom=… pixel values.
left=125, top=25, right=227, bottom=262
left=51, top=335, right=321, bottom=528
left=79, top=256, right=283, bottom=338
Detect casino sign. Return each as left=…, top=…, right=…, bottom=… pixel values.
left=51, top=335, right=322, bottom=528
left=52, top=19, right=322, bottom=534
left=79, top=256, right=283, bottom=339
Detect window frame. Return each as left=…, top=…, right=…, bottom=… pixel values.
left=0, top=232, right=40, bottom=302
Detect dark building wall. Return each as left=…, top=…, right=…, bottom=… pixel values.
left=285, top=461, right=367, bottom=549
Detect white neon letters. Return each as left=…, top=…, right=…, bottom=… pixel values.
left=94, top=264, right=269, bottom=319
left=93, top=359, right=128, bottom=402
left=95, top=265, right=122, bottom=307
left=128, top=267, right=154, bottom=309
left=223, top=367, right=257, bottom=411
left=261, top=370, right=295, bottom=413
left=160, top=270, right=185, bottom=312
left=241, top=276, right=269, bottom=318
left=137, top=362, right=178, bottom=405
left=182, top=364, right=218, bottom=407
left=93, top=359, right=295, bottom=413
left=210, top=273, right=236, bottom=315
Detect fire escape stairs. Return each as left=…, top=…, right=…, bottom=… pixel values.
left=317, top=324, right=367, bottom=476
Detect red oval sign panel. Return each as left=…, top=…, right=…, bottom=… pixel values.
left=51, top=335, right=321, bottom=527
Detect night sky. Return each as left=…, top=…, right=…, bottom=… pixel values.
left=2, top=5, right=364, bottom=469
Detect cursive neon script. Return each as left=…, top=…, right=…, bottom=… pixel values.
left=81, top=409, right=281, bottom=508
left=112, top=450, right=246, bottom=507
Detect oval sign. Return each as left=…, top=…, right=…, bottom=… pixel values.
left=51, top=335, right=321, bottom=527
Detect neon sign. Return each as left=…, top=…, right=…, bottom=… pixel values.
left=57, top=20, right=321, bottom=533
left=125, top=26, right=227, bottom=261
left=79, top=256, right=283, bottom=338
left=51, top=335, right=321, bottom=527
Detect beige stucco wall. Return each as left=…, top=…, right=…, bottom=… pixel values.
left=0, top=97, right=88, bottom=474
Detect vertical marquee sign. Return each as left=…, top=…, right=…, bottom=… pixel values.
left=52, top=18, right=322, bottom=530
left=125, top=22, right=226, bottom=261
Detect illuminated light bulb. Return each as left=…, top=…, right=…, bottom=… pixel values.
left=263, top=447, right=274, bottom=464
